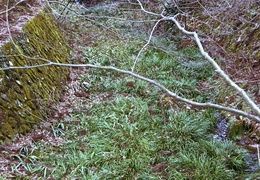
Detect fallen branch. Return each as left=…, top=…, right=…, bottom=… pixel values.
left=132, top=1, right=260, bottom=117
left=1, top=62, right=260, bottom=123
left=163, top=14, right=260, bottom=117
left=1, top=0, right=259, bottom=123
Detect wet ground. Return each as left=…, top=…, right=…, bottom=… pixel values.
left=213, top=113, right=260, bottom=175
left=213, top=118, right=230, bottom=142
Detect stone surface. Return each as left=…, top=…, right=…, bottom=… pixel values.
left=0, top=8, right=70, bottom=144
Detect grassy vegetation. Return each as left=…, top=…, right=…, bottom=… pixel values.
left=33, top=100, right=247, bottom=179
left=1, top=1, right=259, bottom=179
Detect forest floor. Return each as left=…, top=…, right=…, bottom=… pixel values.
left=0, top=0, right=259, bottom=179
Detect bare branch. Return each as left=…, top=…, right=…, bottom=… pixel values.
left=136, top=0, right=161, bottom=16
left=1, top=0, right=259, bottom=124
left=0, top=0, right=26, bottom=15
left=131, top=18, right=167, bottom=72
left=1, top=62, right=259, bottom=123
left=162, top=14, right=260, bottom=116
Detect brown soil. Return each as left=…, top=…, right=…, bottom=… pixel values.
left=0, top=0, right=44, bottom=47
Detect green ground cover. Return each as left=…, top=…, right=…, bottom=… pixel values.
left=1, top=1, right=259, bottom=179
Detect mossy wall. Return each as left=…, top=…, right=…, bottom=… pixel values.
left=0, top=8, right=70, bottom=144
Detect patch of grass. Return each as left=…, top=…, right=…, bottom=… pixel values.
left=30, top=94, right=248, bottom=179
left=3, top=1, right=258, bottom=179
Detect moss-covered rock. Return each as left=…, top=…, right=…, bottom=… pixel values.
left=0, top=8, right=70, bottom=144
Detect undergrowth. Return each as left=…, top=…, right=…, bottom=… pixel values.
left=1, top=1, right=259, bottom=179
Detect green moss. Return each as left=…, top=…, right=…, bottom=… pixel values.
left=1, top=122, right=14, bottom=139
left=0, top=8, right=70, bottom=144
left=228, top=120, right=245, bottom=140
left=0, top=131, right=4, bottom=144
left=19, top=121, right=35, bottom=134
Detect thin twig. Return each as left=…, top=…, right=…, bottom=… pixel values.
left=131, top=18, right=166, bottom=72
left=257, top=144, right=260, bottom=167
left=136, top=0, right=161, bottom=16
